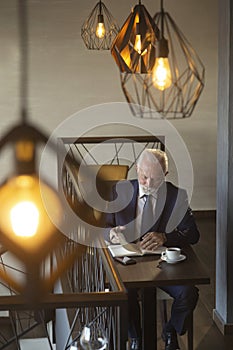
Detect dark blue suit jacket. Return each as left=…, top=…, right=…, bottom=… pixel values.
left=105, top=179, right=200, bottom=247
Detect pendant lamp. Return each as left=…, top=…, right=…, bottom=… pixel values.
left=112, top=0, right=205, bottom=119
left=111, top=0, right=160, bottom=73
left=81, top=0, right=119, bottom=50
left=151, top=0, right=205, bottom=118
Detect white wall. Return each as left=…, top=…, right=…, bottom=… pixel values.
left=0, top=0, right=218, bottom=210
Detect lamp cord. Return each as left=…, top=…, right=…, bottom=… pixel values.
left=161, top=0, right=164, bottom=37
left=99, top=0, right=102, bottom=14
left=18, top=0, right=28, bottom=124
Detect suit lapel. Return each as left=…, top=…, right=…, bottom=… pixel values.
left=122, top=180, right=139, bottom=241
left=127, top=179, right=139, bottom=222
left=151, top=181, right=168, bottom=232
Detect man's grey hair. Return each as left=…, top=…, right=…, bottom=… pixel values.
left=137, top=149, right=168, bottom=174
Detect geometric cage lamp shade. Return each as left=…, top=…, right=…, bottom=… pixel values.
left=152, top=0, right=205, bottom=118
left=111, top=0, right=160, bottom=73
left=113, top=0, right=205, bottom=119
left=81, top=0, right=119, bottom=50
left=0, top=123, right=103, bottom=305
left=0, top=122, right=65, bottom=303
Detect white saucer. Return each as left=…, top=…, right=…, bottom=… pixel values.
left=161, top=254, right=186, bottom=264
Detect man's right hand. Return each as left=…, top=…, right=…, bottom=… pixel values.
left=109, top=226, right=127, bottom=244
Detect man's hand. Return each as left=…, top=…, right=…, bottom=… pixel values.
left=140, top=232, right=167, bottom=251
left=109, top=226, right=127, bottom=244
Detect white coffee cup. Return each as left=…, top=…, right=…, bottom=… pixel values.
left=162, top=247, right=181, bottom=261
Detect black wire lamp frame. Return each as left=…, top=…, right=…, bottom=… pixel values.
left=81, top=0, right=119, bottom=50
left=152, top=0, right=205, bottom=118
left=116, top=0, right=205, bottom=119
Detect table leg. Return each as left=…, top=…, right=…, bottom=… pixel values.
left=141, top=288, right=157, bottom=350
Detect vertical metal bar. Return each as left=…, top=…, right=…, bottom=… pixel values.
left=37, top=311, right=54, bottom=350
left=118, top=303, right=128, bottom=350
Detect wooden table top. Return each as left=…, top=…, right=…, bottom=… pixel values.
left=114, top=246, right=210, bottom=289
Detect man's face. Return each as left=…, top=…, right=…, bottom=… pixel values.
left=137, top=160, right=165, bottom=194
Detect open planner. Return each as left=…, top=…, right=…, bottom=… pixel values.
left=108, top=242, right=165, bottom=258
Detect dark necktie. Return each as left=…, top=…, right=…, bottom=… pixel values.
left=141, top=194, right=154, bottom=235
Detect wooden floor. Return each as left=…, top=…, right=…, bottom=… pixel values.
left=157, top=213, right=233, bottom=350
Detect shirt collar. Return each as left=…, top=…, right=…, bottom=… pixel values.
left=139, top=184, right=158, bottom=199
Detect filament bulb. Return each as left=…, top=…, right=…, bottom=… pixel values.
left=152, top=57, right=172, bottom=91
left=96, top=14, right=106, bottom=39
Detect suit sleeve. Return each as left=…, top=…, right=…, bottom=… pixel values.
left=102, top=181, right=127, bottom=241
left=103, top=210, right=116, bottom=242
left=163, top=189, right=200, bottom=247
left=103, top=179, right=137, bottom=242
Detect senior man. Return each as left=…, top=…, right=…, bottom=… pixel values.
left=105, top=149, right=200, bottom=350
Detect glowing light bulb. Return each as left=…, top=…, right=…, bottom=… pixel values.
left=0, top=175, right=62, bottom=243
left=134, top=21, right=142, bottom=54
left=96, top=14, right=105, bottom=39
left=134, top=33, right=142, bottom=54
left=152, top=57, right=172, bottom=91
left=10, top=201, right=39, bottom=237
